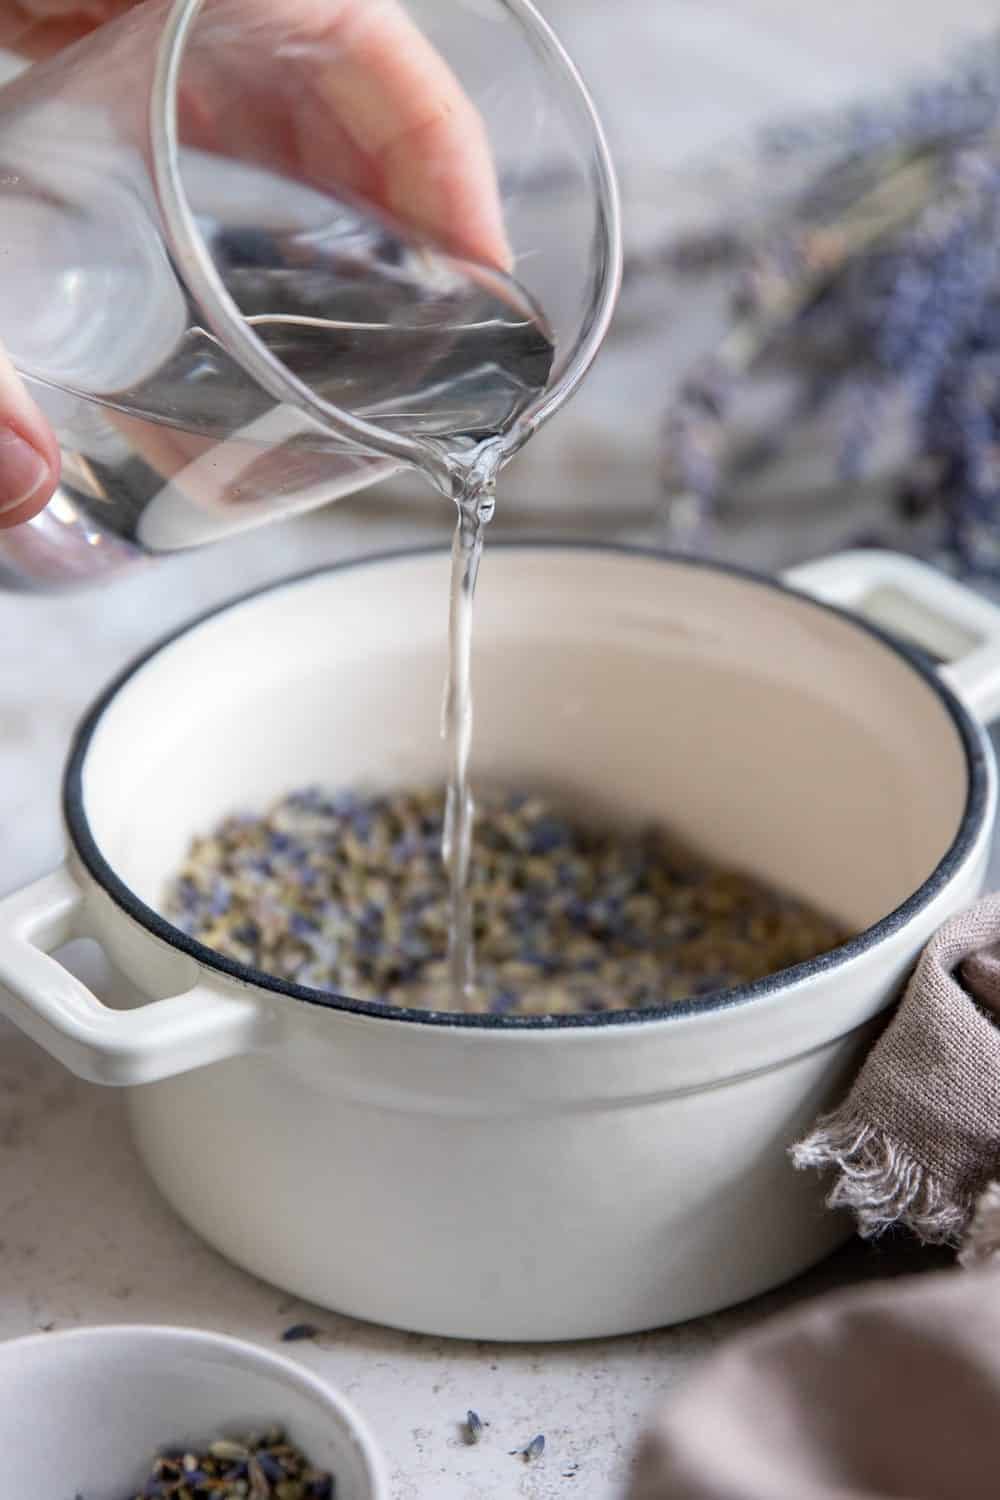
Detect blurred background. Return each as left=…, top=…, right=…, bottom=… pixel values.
left=403, top=0, right=1000, bottom=565
left=491, top=0, right=999, bottom=547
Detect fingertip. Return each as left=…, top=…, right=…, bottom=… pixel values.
left=452, top=219, right=515, bottom=277
left=313, top=0, right=514, bottom=274
left=380, top=113, right=514, bottom=274
left=0, top=426, right=59, bottom=529
left=0, top=337, right=62, bottom=527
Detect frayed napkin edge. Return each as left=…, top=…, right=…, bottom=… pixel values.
left=791, top=1109, right=969, bottom=1246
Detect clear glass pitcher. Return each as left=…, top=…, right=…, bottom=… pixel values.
left=0, top=0, right=620, bottom=587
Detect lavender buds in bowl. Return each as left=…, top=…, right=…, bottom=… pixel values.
left=116, top=1430, right=332, bottom=1499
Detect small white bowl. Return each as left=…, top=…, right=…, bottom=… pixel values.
left=0, top=1324, right=388, bottom=1500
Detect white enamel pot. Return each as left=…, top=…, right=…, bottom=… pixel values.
left=1, top=545, right=999, bottom=1342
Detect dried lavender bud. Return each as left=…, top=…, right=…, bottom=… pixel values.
left=464, top=1411, right=484, bottom=1445
left=512, top=1435, right=545, bottom=1463
left=280, top=1324, right=322, bottom=1343
left=210, top=1441, right=251, bottom=1463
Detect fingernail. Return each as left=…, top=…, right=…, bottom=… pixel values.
left=0, top=426, right=50, bottom=513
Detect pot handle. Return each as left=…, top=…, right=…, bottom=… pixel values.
left=783, top=549, right=1000, bottom=726
left=0, top=864, right=267, bottom=1086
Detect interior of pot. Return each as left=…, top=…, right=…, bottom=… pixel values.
left=74, top=547, right=971, bottom=943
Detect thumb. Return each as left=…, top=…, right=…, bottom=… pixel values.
left=0, top=344, right=59, bottom=529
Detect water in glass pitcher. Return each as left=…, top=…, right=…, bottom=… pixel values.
left=3, top=140, right=554, bottom=567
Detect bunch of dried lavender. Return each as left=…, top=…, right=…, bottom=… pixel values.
left=656, top=31, right=1000, bottom=572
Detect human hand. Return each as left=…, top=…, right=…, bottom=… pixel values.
left=0, top=0, right=509, bottom=527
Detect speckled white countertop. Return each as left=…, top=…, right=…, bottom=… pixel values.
left=1, top=4, right=998, bottom=1497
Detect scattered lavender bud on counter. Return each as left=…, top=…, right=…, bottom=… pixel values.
left=464, top=1410, right=484, bottom=1445
left=166, top=786, right=848, bottom=1017
left=512, top=1434, right=546, bottom=1463
left=281, top=1323, right=322, bottom=1343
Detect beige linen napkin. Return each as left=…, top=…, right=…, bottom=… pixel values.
left=627, top=1260, right=1000, bottom=1500
left=792, top=895, right=1000, bottom=1244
